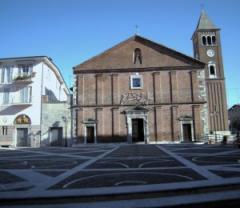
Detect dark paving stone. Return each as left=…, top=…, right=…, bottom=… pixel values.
left=0, top=171, right=25, bottom=184
left=51, top=168, right=206, bottom=189
left=71, top=152, right=107, bottom=157
left=211, top=170, right=240, bottom=178
left=0, top=159, right=87, bottom=169
left=107, top=145, right=167, bottom=157
left=174, top=148, right=234, bottom=154
left=184, top=155, right=240, bottom=166
left=163, top=144, right=201, bottom=148
left=86, top=158, right=183, bottom=169
left=163, top=144, right=235, bottom=150
left=37, top=171, right=65, bottom=177
left=36, top=149, right=84, bottom=154
left=228, top=165, right=240, bottom=168
left=0, top=151, right=42, bottom=157
left=31, top=147, right=112, bottom=156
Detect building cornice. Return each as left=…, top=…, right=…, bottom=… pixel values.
left=71, top=101, right=207, bottom=109
left=74, top=65, right=205, bottom=74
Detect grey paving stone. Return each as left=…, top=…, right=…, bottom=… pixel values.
left=50, top=168, right=206, bottom=189
left=184, top=155, right=240, bottom=166
left=37, top=171, right=65, bottom=177
left=86, top=158, right=183, bottom=169
left=107, top=145, right=167, bottom=157
left=0, top=171, right=25, bottom=184
left=0, top=159, right=87, bottom=169
left=211, top=170, right=240, bottom=178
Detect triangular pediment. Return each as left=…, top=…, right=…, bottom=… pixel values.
left=74, top=35, right=204, bottom=73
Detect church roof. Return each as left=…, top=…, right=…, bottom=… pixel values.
left=196, top=10, right=218, bottom=30
left=74, top=35, right=205, bottom=73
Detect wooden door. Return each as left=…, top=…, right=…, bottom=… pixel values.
left=86, top=126, right=94, bottom=143
left=17, top=128, right=29, bottom=147
left=132, top=119, right=144, bottom=142
left=50, top=127, right=63, bottom=146
left=183, top=124, right=192, bottom=142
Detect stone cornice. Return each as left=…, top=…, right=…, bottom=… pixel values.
left=74, top=65, right=204, bottom=74
left=71, top=101, right=207, bottom=108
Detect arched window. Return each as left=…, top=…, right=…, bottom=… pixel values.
left=210, top=65, right=215, bottom=74
left=212, top=35, right=216, bottom=45
left=15, top=114, right=31, bottom=125
left=207, top=36, right=212, bottom=45
left=133, top=48, right=142, bottom=64
left=202, top=36, right=207, bottom=45
left=208, top=62, right=217, bottom=78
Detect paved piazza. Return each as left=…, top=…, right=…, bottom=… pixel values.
left=0, top=144, right=240, bottom=207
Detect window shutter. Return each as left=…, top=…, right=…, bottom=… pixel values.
left=1, top=68, right=5, bottom=83
left=20, top=88, right=24, bottom=103
left=9, top=67, right=13, bottom=83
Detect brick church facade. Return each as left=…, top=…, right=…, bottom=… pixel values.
left=72, top=11, right=228, bottom=144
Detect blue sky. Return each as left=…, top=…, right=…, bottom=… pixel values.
left=0, top=0, right=240, bottom=108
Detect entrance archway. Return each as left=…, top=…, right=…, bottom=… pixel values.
left=14, top=114, right=31, bottom=147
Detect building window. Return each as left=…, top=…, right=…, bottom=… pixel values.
left=208, top=63, right=217, bottom=78
left=130, top=73, right=143, bottom=89
left=207, top=36, right=212, bottom=45
left=20, top=86, right=32, bottom=103
left=212, top=35, right=216, bottom=45
left=2, top=126, right=8, bottom=135
left=0, top=67, right=13, bottom=84
left=3, top=88, right=10, bottom=104
left=133, top=48, right=142, bottom=64
left=201, top=34, right=217, bottom=46
left=202, top=36, right=206, bottom=45
left=18, top=65, right=32, bottom=77
left=15, top=114, right=31, bottom=125
left=0, top=68, right=4, bottom=83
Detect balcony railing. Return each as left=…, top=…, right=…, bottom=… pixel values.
left=12, top=72, right=36, bottom=84
left=2, top=98, right=32, bottom=106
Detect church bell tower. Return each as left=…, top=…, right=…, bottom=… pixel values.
left=192, top=10, right=229, bottom=134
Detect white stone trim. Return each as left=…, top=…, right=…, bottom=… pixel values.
left=130, top=73, right=143, bottom=89
left=180, top=120, right=194, bottom=142
left=126, top=113, right=149, bottom=144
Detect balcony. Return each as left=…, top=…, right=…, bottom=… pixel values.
left=12, top=72, right=36, bottom=84
left=10, top=100, right=32, bottom=106
left=1, top=97, right=32, bottom=106
left=2, top=100, right=32, bottom=106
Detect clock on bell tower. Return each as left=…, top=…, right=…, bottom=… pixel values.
left=192, top=10, right=229, bottom=134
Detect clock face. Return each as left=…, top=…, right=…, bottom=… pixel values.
left=207, top=49, right=215, bottom=57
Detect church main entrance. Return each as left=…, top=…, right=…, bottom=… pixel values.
left=124, top=106, right=149, bottom=144
left=132, top=118, right=144, bottom=143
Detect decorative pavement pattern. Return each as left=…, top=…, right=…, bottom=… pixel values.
left=0, top=144, right=240, bottom=207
